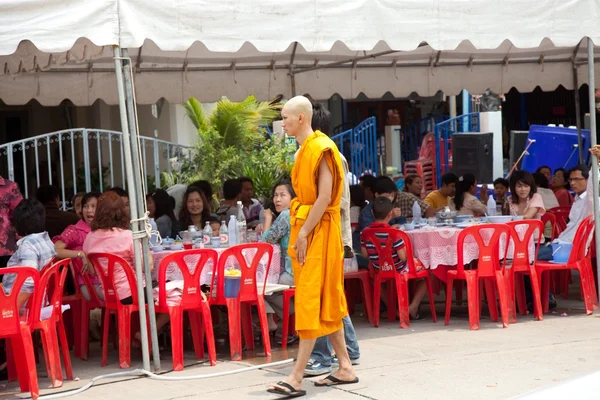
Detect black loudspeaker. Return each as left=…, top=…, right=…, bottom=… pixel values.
left=451, top=132, right=493, bottom=183
left=510, top=130, right=529, bottom=170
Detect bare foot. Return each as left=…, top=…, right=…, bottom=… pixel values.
left=316, top=366, right=356, bottom=386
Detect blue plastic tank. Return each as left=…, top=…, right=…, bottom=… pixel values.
left=521, top=125, right=591, bottom=173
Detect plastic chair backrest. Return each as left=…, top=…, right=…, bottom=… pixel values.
left=360, top=227, right=416, bottom=277
left=506, top=220, right=543, bottom=269
left=68, top=259, right=103, bottom=305
left=28, top=259, right=70, bottom=324
left=540, top=212, right=557, bottom=241
left=0, top=268, right=39, bottom=336
left=457, top=224, right=510, bottom=276
left=87, top=253, right=140, bottom=308
left=569, top=216, right=595, bottom=263
left=548, top=206, right=572, bottom=214
left=548, top=208, right=570, bottom=234
left=157, top=249, right=218, bottom=309
left=212, top=243, right=273, bottom=303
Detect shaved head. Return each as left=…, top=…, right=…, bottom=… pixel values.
left=281, top=95, right=314, bottom=141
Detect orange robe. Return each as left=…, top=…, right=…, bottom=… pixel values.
left=288, top=130, right=347, bottom=339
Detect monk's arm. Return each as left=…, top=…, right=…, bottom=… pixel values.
left=299, top=157, right=333, bottom=238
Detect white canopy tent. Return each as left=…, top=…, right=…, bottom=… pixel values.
left=2, top=0, right=600, bottom=373
left=3, top=0, right=600, bottom=105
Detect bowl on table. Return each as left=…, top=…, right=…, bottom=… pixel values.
left=487, top=215, right=513, bottom=224
left=162, top=238, right=175, bottom=245
left=436, top=210, right=457, bottom=220
left=150, top=245, right=164, bottom=252
left=170, top=243, right=184, bottom=250
left=512, top=216, right=524, bottom=221
left=454, top=215, right=474, bottom=223
left=402, top=222, right=416, bottom=231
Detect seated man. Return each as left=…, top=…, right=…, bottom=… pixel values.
left=216, top=178, right=242, bottom=223
left=239, top=177, right=263, bottom=229
left=361, top=196, right=427, bottom=320
left=424, top=172, right=457, bottom=209
left=395, top=185, right=436, bottom=220
left=2, top=199, right=56, bottom=310
left=353, top=176, right=402, bottom=253
left=359, top=174, right=377, bottom=203
left=538, top=164, right=595, bottom=261
left=36, top=185, right=80, bottom=239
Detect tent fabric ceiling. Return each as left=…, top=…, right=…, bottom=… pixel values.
left=1, top=0, right=600, bottom=105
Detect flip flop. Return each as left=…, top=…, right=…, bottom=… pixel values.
left=267, top=381, right=306, bottom=398
left=314, top=374, right=359, bottom=387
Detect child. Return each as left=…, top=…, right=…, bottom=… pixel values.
left=493, top=178, right=509, bottom=204
left=2, top=199, right=56, bottom=310
left=360, top=196, right=427, bottom=320
left=209, top=216, right=221, bottom=237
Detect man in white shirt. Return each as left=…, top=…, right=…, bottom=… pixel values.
left=538, top=164, right=595, bottom=260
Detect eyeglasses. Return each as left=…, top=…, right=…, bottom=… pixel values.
left=568, top=178, right=586, bottom=183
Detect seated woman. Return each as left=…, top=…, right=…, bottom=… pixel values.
left=178, top=186, right=211, bottom=232
left=2, top=199, right=56, bottom=310
left=53, top=192, right=103, bottom=301
left=261, top=181, right=295, bottom=339
left=83, top=192, right=169, bottom=343
left=552, top=168, right=574, bottom=207
left=152, top=189, right=178, bottom=239
left=509, top=170, right=545, bottom=219
left=449, top=173, right=488, bottom=217
left=403, top=174, right=423, bottom=198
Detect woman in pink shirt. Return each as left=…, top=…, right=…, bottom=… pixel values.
left=83, top=192, right=169, bottom=344
left=508, top=170, right=545, bottom=219
left=54, top=192, right=103, bottom=301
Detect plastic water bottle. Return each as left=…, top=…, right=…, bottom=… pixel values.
left=228, top=215, right=238, bottom=246
left=412, top=200, right=421, bottom=224
left=236, top=201, right=247, bottom=244
left=203, top=221, right=212, bottom=248
left=219, top=221, right=229, bottom=248
left=149, top=218, right=159, bottom=245
left=487, top=196, right=497, bottom=216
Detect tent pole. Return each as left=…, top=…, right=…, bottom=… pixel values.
left=121, top=48, right=162, bottom=371
left=587, top=37, right=600, bottom=306
left=574, top=66, right=584, bottom=163
left=112, top=46, right=151, bottom=370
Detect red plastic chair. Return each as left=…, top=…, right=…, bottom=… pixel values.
left=361, top=227, right=437, bottom=329
left=27, top=259, right=73, bottom=388
left=344, top=270, right=373, bottom=325
left=444, top=224, right=512, bottom=330
left=280, top=288, right=296, bottom=350
left=548, top=209, right=570, bottom=235
left=548, top=206, right=572, bottom=214
left=536, top=216, right=597, bottom=315
left=541, top=212, right=557, bottom=241
left=0, top=268, right=40, bottom=399
left=87, top=253, right=149, bottom=368
left=155, top=249, right=218, bottom=370
left=62, top=264, right=105, bottom=361
left=209, top=243, right=273, bottom=361
left=505, top=220, right=544, bottom=322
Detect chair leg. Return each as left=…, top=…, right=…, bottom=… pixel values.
left=578, top=265, right=594, bottom=315
left=101, top=310, right=111, bottom=367
left=57, top=320, right=74, bottom=380
left=528, top=267, right=544, bottom=321
left=395, top=276, right=410, bottom=329
left=40, top=327, right=63, bottom=388
left=495, top=272, right=510, bottom=328
left=444, top=277, right=454, bottom=325
left=15, top=329, right=40, bottom=399
left=281, top=292, right=291, bottom=350
left=225, top=299, right=242, bottom=361
left=255, top=297, right=272, bottom=358
left=240, top=303, right=255, bottom=351
left=424, top=276, right=438, bottom=323
left=514, top=273, right=527, bottom=317
left=189, top=310, right=204, bottom=360
left=169, top=308, right=185, bottom=371
left=465, top=273, right=480, bottom=330
left=116, top=308, right=132, bottom=369
left=540, top=270, right=550, bottom=313
left=360, top=275, right=374, bottom=325
left=200, top=304, right=217, bottom=366
left=372, top=277, right=382, bottom=327
left=484, top=279, right=499, bottom=322
left=78, top=304, right=91, bottom=360
left=6, top=339, right=17, bottom=382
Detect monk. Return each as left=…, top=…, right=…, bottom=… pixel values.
left=267, top=96, right=358, bottom=398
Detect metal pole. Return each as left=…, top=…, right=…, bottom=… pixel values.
left=574, top=67, right=584, bottom=163
left=586, top=37, right=600, bottom=306
left=122, top=48, right=162, bottom=371
left=112, top=46, right=151, bottom=371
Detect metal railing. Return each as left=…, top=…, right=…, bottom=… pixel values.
left=402, top=115, right=448, bottom=162
left=0, top=129, right=192, bottom=210
left=434, top=113, right=480, bottom=187
left=331, top=116, right=379, bottom=177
